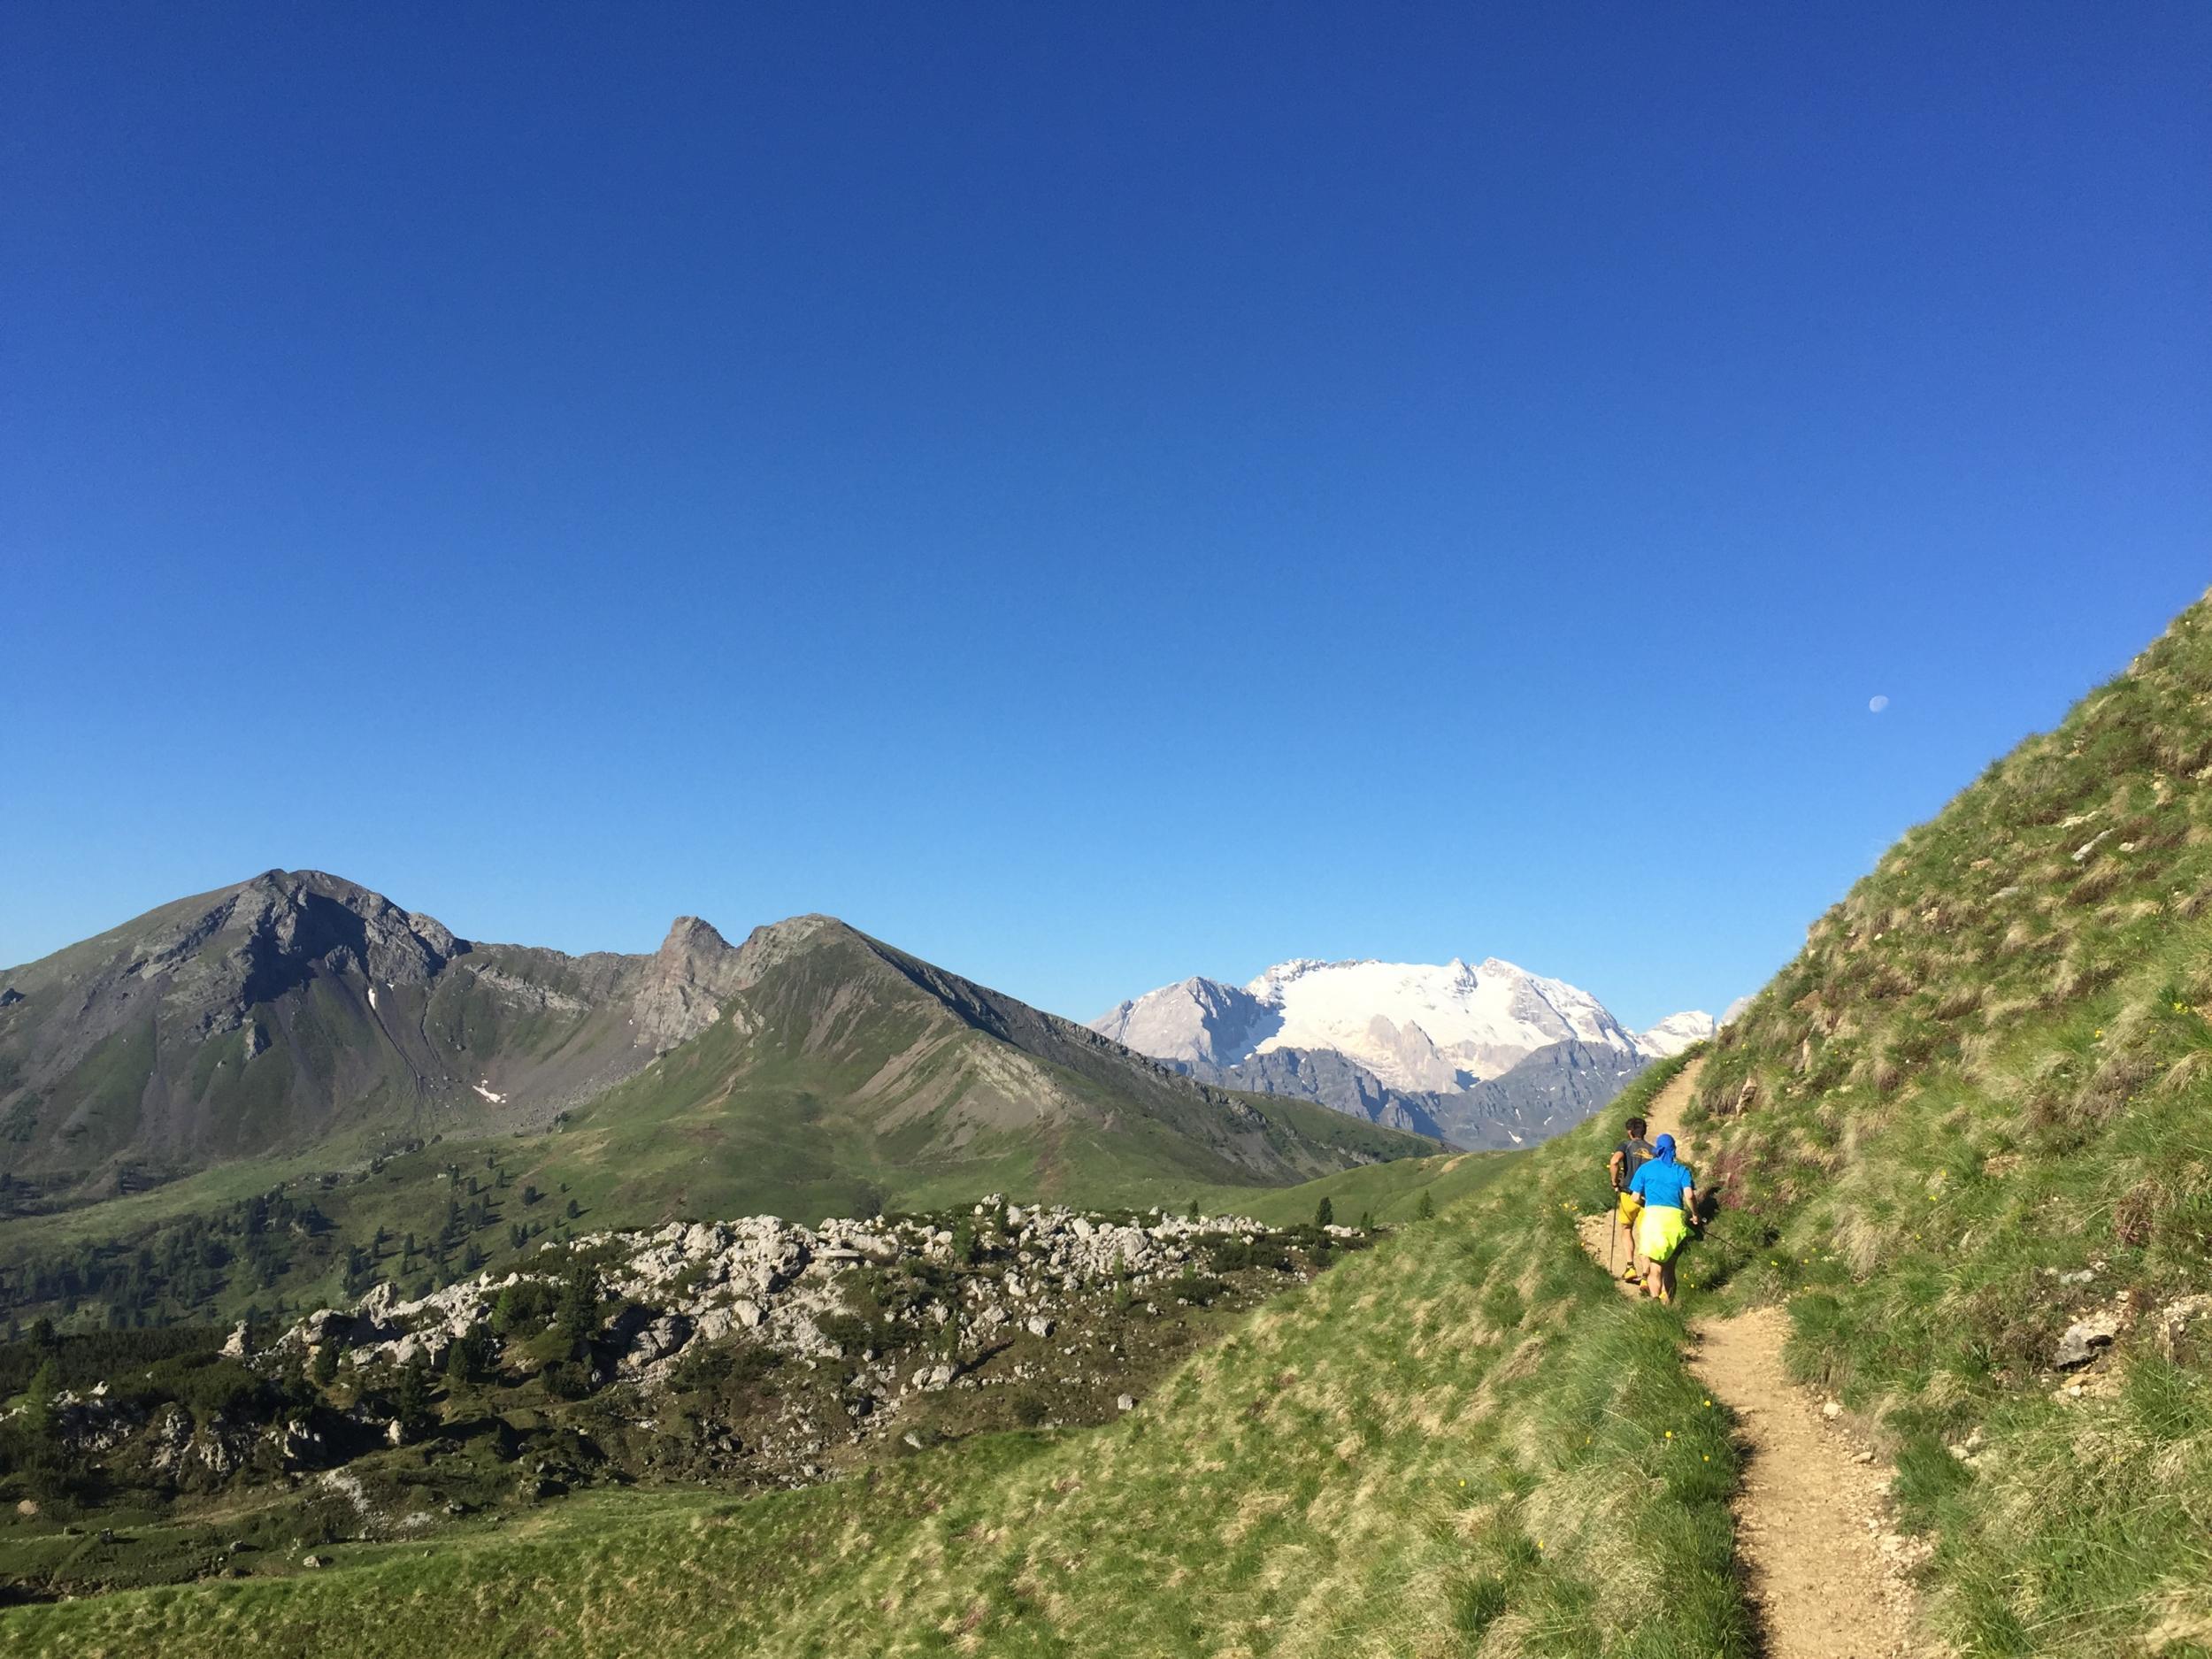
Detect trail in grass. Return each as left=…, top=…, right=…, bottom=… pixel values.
left=1578, top=1060, right=1928, bottom=1659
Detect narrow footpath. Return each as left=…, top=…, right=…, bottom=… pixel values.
left=1578, top=1059, right=1930, bottom=1659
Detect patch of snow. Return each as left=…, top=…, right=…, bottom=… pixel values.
left=473, top=1081, right=506, bottom=1104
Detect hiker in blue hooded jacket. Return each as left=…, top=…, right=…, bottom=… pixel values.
left=1626, top=1133, right=1699, bottom=1306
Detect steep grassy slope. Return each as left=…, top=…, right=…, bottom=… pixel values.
left=1192, top=1145, right=1513, bottom=1227
left=1680, top=594, right=2212, bottom=1654
left=0, top=1058, right=1755, bottom=1659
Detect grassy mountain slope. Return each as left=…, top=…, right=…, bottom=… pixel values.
left=1192, top=1145, right=1514, bottom=1227
left=1676, top=594, right=2212, bottom=1654
left=544, top=916, right=1432, bottom=1217
left=4, top=1057, right=1755, bottom=1659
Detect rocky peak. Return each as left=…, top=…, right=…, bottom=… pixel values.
left=656, top=915, right=733, bottom=971
left=141, top=871, right=465, bottom=1019
left=632, top=914, right=747, bottom=1052
left=1636, top=1010, right=1717, bottom=1058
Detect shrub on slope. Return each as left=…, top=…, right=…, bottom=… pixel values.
left=1, top=1058, right=1752, bottom=1659
left=1687, top=593, right=2212, bottom=1655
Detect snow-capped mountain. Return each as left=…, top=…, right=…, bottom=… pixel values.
left=1635, top=1010, right=1717, bottom=1058
left=1094, top=956, right=1653, bottom=1095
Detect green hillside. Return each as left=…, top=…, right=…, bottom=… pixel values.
left=1193, top=1144, right=1515, bottom=1227
left=1675, top=594, right=2212, bottom=1653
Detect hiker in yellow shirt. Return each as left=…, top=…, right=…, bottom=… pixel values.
left=1606, top=1115, right=1654, bottom=1283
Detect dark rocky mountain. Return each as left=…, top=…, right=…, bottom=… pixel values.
left=1425, top=1039, right=1648, bottom=1147
left=0, top=875, right=1430, bottom=1213
left=0, top=871, right=741, bottom=1198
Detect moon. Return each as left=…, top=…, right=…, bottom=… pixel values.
left=1869, top=695, right=1890, bottom=713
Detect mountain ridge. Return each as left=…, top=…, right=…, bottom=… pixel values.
left=0, top=879, right=1433, bottom=1268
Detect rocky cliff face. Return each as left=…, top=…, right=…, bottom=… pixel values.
left=1424, top=1039, right=1648, bottom=1148
left=1170, top=1037, right=1649, bottom=1150
left=1089, top=977, right=1283, bottom=1067
left=630, top=917, right=745, bottom=1052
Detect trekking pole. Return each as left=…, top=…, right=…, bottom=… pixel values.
left=1607, top=1193, right=1619, bottom=1278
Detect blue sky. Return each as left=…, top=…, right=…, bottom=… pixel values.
left=4, top=4, right=2207, bottom=1029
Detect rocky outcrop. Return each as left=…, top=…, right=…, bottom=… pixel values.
left=258, top=1195, right=1352, bottom=1483
left=630, top=918, right=746, bottom=1052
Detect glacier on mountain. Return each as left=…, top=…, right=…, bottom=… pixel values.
left=1634, top=1010, right=1717, bottom=1058
left=1094, top=955, right=1655, bottom=1094
left=1091, top=955, right=1718, bottom=1148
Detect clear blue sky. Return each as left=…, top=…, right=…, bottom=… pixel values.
left=4, top=4, right=2207, bottom=1030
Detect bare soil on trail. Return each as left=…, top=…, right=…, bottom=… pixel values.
left=1579, top=1061, right=1932, bottom=1658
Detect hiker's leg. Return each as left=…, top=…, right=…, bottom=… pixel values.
left=1659, top=1258, right=1678, bottom=1307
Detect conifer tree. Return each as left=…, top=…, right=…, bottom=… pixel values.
left=395, top=1358, right=435, bottom=1439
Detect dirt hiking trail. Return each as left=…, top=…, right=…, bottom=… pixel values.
left=1578, top=1059, right=1931, bottom=1659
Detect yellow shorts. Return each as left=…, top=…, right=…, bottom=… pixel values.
left=1638, top=1204, right=1690, bottom=1265
left=1616, top=1192, right=1643, bottom=1226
